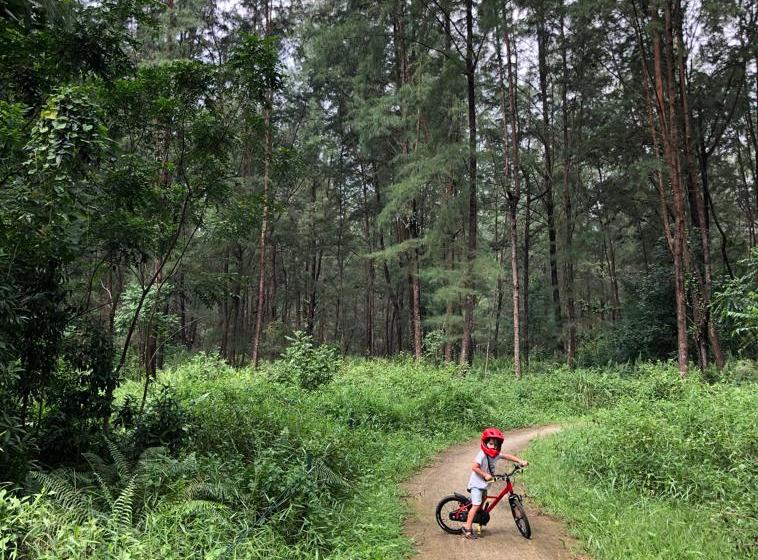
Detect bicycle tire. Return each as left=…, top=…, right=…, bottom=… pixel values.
left=510, top=496, right=531, bottom=539
left=435, top=495, right=469, bottom=534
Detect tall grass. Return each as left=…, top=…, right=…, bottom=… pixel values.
left=2, top=355, right=755, bottom=559
left=523, top=370, right=758, bottom=559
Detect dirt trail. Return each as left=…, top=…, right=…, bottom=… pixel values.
left=403, top=425, right=584, bottom=560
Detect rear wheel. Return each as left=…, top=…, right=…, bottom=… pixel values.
left=435, top=495, right=469, bottom=534
left=510, top=496, right=531, bottom=539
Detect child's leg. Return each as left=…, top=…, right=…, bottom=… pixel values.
left=464, top=503, right=480, bottom=532
left=465, top=487, right=485, bottom=533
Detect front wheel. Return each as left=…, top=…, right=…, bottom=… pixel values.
left=435, top=495, right=469, bottom=534
left=510, top=496, right=531, bottom=539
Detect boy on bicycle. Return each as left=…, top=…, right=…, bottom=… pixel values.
left=463, top=427, right=528, bottom=539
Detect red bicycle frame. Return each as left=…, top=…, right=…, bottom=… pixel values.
left=450, top=474, right=515, bottom=520
left=481, top=477, right=514, bottom=513
left=437, top=464, right=531, bottom=538
left=455, top=468, right=518, bottom=520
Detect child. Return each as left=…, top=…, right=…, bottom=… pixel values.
left=462, top=427, right=528, bottom=539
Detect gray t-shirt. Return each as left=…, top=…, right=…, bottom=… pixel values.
left=468, top=450, right=498, bottom=490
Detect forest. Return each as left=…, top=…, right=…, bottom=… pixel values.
left=0, top=0, right=756, bottom=558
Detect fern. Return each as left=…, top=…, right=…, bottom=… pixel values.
left=110, top=475, right=136, bottom=528
left=182, top=479, right=238, bottom=504
left=158, top=452, right=197, bottom=479
left=137, top=448, right=196, bottom=483
left=306, top=454, right=347, bottom=488
left=28, top=442, right=241, bottom=538
left=159, top=499, right=229, bottom=518
left=81, top=451, right=108, bottom=473
left=136, top=446, right=169, bottom=464
left=105, top=438, right=131, bottom=481
left=82, top=452, right=114, bottom=506
left=30, top=471, right=90, bottom=521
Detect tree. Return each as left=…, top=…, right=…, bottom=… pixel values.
left=494, top=3, right=522, bottom=376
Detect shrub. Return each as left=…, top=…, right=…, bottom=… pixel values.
left=422, top=329, right=446, bottom=362
left=0, top=361, right=37, bottom=486
left=115, top=385, right=193, bottom=456
left=717, top=358, right=758, bottom=386
left=0, top=487, right=53, bottom=557
left=274, top=331, right=340, bottom=390
left=170, top=351, right=236, bottom=382
left=713, top=248, right=758, bottom=357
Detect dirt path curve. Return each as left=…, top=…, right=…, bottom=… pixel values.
left=403, top=425, right=583, bottom=560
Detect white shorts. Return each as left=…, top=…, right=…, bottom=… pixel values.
left=469, top=487, right=487, bottom=505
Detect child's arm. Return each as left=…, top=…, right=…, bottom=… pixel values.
left=500, top=452, right=528, bottom=467
left=472, top=461, right=493, bottom=481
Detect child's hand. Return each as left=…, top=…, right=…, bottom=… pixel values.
left=484, top=473, right=493, bottom=481
left=519, top=461, right=529, bottom=468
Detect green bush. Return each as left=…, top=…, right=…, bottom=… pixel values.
left=273, top=331, right=340, bottom=390
left=717, top=359, right=758, bottom=385
left=1, top=361, right=37, bottom=486
left=713, top=248, right=758, bottom=357
left=131, top=385, right=194, bottom=455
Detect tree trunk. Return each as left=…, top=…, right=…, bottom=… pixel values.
left=270, top=242, right=278, bottom=321
left=444, top=178, right=457, bottom=362
left=232, top=247, right=244, bottom=364
left=559, top=6, right=576, bottom=368
left=178, top=271, right=188, bottom=347
left=145, top=261, right=161, bottom=380
left=411, top=247, right=423, bottom=358
left=220, top=249, right=230, bottom=359
left=460, top=0, right=478, bottom=366
left=441, top=12, right=458, bottom=364
left=409, top=185, right=423, bottom=357
left=522, top=170, right=531, bottom=366
left=295, top=286, right=302, bottom=330
left=737, top=141, right=756, bottom=248
left=361, top=167, right=376, bottom=355
left=394, top=2, right=423, bottom=359
left=334, top=243, right=343, bottom=344
left=674, top=0, right=724, bottom=370
left=498, top=11, right=521, bottom=377
left=605, top=223, right=620, bottom=321
left=251, top=0, right=273, bottom=368
left=251, top=104, right=271, bottom=368
left=306, top=179, right=319, bottom=336
left=494, top=230, right=505, bottom=357
left=374, top=169, right=400, bottom=355
left=537, top=15, right=562, bottom=350
left=655, top=0, right=689, bottom=376
left=307, top=249, right=322, bottom=337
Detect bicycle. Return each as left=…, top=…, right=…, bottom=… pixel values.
left=435, top=464, right=531, bottom=539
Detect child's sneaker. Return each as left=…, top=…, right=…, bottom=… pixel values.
left=462, top=528, right=477, bottom=540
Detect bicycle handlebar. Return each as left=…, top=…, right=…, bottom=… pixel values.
left=488, top=463, right=526, bottom=483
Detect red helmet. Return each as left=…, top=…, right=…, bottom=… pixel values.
left=480, top=427, right=505, bottom=458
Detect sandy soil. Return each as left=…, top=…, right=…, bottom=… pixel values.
left=402, top=425, right=585, bottom=560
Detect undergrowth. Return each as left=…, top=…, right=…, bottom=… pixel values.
left=523, top=370, right=757, bottom=559
left=2, top=352, right=755, bottom=559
